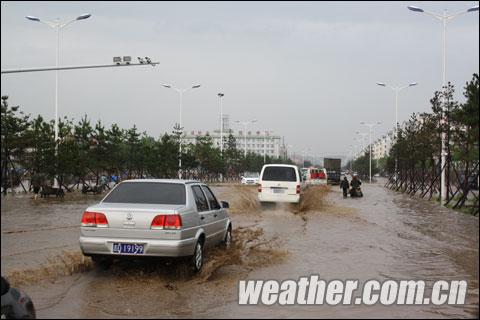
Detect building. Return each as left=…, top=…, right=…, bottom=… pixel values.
left=182, top=115, right=284, bottom=158
left=183, top=129, right=283, bottom=158
left=354, top=130, right=394, bottom=160
left=371, top=133, right=393, bottom=160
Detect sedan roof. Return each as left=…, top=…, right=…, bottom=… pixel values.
left=119, top=179, right=199, bottom=185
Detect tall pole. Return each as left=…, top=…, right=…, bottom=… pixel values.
left=360, top=122, right=381, bottom=183
left=394, top=88, right=398, bottom=178
left=264, top=131, right=267, bottom=163
left=218, top=93, right=224, bottom=153
left=263, top=131, right=272, bottom=163
left=376, top=81, right=417, bottom=179
left=162, top=84, right=201, bottom=179
left=440, top=10, right=447, bottom=203
left=369, top=128, right=372, bottom=183
left=26, top=14, right=91, bottom=188
left=244, top=125, right=247, bottom=158
left=54, top=23, right=59, bottom=187
left=179, top=90, right=183, bottom=179
left=407, top=4, right=479, bottom=204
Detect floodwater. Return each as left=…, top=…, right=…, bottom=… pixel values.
left=1, top=183, right=478, bottom=318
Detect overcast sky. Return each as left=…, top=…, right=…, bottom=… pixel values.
left=1, top=1, right=479, bottom=158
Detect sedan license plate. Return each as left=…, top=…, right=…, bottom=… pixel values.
left=112, top=243, right=144, bottom=254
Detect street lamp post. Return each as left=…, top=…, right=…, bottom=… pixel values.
left=349, top=144, right=357, bottom=172
left=26, top=13, right=91, bottom=188
left=218, top=93, right=225, bottom=153
left=263, top=130, right=274, bottom=163
left=235, top=119, right=257, bottom=158
left=350, top=144, right=361, bottom=172
left=376, top=81, right=417, bottom=179
left=162, top=84, right=201, bottom=179
left=286, top=144, right=293, bottom=161
left=407, top=4, right=479, bottom=204
left=360, top=122, right=382, bottom=183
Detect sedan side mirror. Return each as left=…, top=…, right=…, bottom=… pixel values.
left=221, top=201, right=230, bottom=209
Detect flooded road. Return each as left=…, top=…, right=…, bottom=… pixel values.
left=1, top=184, right=478, bottom=318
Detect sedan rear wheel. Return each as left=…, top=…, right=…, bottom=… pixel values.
left=222, top=227, right=232, bottom=250
left=191, top=241, right=204, bottom=273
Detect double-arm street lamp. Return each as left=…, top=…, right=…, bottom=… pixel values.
left=407, top=4, right=479, bottom=204
left=162, top=84, right=201, bottom=179
left=26, top=13, right=91, bottom=188
left=376, top=82, right=417, bottom=132
left=376, top=81, right=417, bottom=179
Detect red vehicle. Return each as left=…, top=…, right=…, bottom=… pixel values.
left=305, top=167, right=328, bottom=185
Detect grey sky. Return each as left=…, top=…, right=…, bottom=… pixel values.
left=1, top=1, right=479, bottom=159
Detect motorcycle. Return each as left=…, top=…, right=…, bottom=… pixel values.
left=349, top=186, right=363, bottom=198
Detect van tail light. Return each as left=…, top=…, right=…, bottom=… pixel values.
left=296, top=185, right=301, bottom=194
left=258, top=184, right=262, bottom=193
left=151, top=214, right=182, bottom=230
left=82, top=211, right=109, bottom=228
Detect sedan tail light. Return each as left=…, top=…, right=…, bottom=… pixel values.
left=151, top=214, right=182, bottom=230
left=82, top=211, right=109, bottom=228
left=95, top=213, right=109, bottom=228
left=164, top=215, right=182, bottom=229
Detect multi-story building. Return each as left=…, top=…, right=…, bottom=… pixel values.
left=355, top=130, right=394, bottom=160
left=183, top=129, right=284, bottom=159
left=371, top=133, right=393, bottom=160
left=183, top=114, right=285, bottom=158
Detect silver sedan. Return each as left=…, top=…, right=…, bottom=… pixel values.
left=79, top=179, right=232, bottom=272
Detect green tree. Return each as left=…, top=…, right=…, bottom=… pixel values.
left=1, top=96, right=31, bottom=194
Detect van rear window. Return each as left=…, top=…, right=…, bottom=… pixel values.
left=262, top=167, right=297, bottom=182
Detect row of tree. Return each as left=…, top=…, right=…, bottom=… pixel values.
left=1, top=96, right=292, bottom=194
left=382, top=73, right=478, bottom=214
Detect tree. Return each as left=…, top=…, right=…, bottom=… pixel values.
left=105, top=123, right=126, bottom=180
left=1, top=96, right=31, bottom=194
left=24, top=115, right=55, bottom=183
left=125, top=125, right=141, bottom=179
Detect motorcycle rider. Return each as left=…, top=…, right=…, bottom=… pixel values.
left=340, top=176, right=350, bottom=198
left=350, top=175, right=362, bottom=197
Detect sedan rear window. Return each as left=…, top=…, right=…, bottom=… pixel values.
left=103, top=182, right=186, bottom=205
left=262, top=167, right=297, bottom=182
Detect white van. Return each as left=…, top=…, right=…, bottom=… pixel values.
left=258, top=164, right=304, bottom=203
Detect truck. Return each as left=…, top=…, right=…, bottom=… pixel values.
left=324, top=158, right=342, bottom=185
